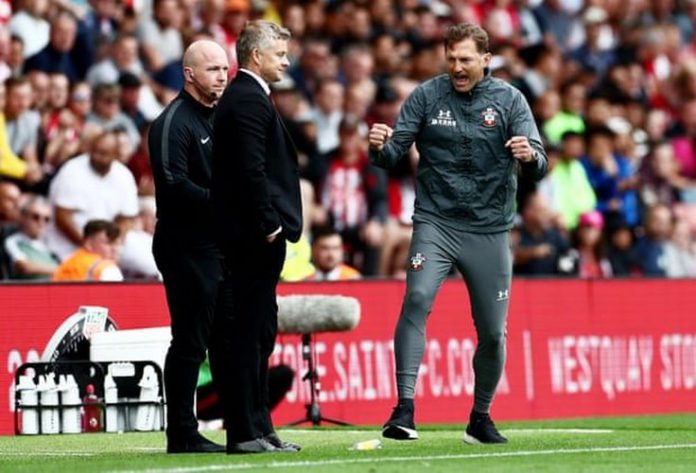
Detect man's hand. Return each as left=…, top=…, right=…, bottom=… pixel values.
left=506, top=136, right=537, bottom=163
left=368, top=123, right=393, bottom=151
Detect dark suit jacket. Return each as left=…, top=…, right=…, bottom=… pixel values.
left=211, top=71, right=302, bottom=251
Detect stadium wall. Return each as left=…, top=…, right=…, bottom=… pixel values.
left=1, top=279, right=695, bottom=435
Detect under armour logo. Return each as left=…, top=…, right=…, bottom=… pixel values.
left=438, top=109, right=452, bottom=119
left=496, top=289, right=509, bottom=301
left=200, top=136, right=210, bottom=144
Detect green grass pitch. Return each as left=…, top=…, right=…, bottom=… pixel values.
left=1, top=414, right=695, bottom=472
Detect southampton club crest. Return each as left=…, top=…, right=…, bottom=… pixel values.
left=482, top=106, right=499, bottom=127
left=409, top=252, right=427, bottom=272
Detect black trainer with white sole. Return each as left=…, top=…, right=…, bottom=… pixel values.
left=463, top=411, right=507, bottom=444
left=382, top=400, right=419, bottom=440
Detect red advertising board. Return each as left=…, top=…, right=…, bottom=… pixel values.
left=1, top=279, right=695, bottom=435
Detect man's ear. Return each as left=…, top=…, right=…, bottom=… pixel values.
left=183, top=66, right=194, bottom=83
left=251, top=48, right=261, bottom=66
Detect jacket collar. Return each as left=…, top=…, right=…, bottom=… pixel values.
left=239, top=68, right=271, bottom=95
left=179, top=89, right=215, bottom=115
left=452, top=68, right=492, bottom=97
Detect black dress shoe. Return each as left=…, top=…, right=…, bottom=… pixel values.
left=264, top=432, right=301, bottom=451
left=167, top=433, right=226, bottom=453
left=227, top=437, right=281, bottom=454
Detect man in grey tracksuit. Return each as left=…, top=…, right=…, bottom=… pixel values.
left=369, top=23, right=547, bottom=444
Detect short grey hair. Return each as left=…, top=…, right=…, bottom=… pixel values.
left=20, top=194, right=50, bottom=215
left=236, top=20, right=291, bottom=68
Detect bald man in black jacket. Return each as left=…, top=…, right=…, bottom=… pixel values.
left=210, top=20, right=302, bottom=454
left=149, top=40, right=228, bottom=454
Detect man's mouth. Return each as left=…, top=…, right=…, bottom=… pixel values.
left=454, top=75, right=470, bottom=87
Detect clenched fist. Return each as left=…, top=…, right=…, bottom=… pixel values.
left=368, top=123, right=393, bottom=151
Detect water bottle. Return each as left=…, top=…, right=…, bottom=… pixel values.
left=39, top=374, right=60, bottom=434
left=135, top=366, right=159, bottom=431
left=82, top=384, right=103, bottom=433
left=17, top=375, right=39, bottom=435
left=60, top=375, right=81, bottom=434
left=104, top=374, right=119, bottom=433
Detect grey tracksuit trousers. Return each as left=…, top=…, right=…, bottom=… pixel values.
left=394, top=218, right=512, bottom=413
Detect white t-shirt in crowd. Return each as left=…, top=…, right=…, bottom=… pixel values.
left=45, top=154, right=139, bottom=261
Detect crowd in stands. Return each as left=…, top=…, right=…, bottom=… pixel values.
left=2, top=0, right=696, bottom=282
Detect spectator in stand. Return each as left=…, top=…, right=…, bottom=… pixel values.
left=318, top=116, right=387, bottom=275
left=0, top=179, right=20, bottom=234
left=219, top=0, right=251, bottom=78
left=118, top=72, right=148, bottom=134
left=606, top=219, right=638, bottom=276
left=119, top=196, right=159, bottom=280
left=136, top=0, right=184, bottom=74
left=543, top=80, right=586, bottom=146
left=7, top=35, right=25, bottom=77
left=581, top=126, right=640, bottom=227
left=567, top=7, right=617, bottom=80
left=4, top=76, right=42, bottom=186
left=9, top=0, right=50, bottom=59
left=0, top=81, right=31, bottom=183
left=85, top=83, right=141, bottom=150
left=24, top=11, right=81, bottom=83
left=638, top=142, right=683, bottom=208
left=27, top=69, right=50, bottom=112
left=669, top=99, right=696, bottom=196
left=0, top=179, right=20, bottom=278
left=86, top=33, right=144, bottom=87
left=514, top=42, right=562, bottom=103
left=78, top=0, right=122, bottom=66
left=0, top=27, right=13, bottom=83
left=3, top=194, right=58, bottom=279
left=288, top=37, right=332, bottom=102
left=309, top=78, right=344, bottom=155
left=339, top=44, right=375, bottom=93
left=41, top=73, right=81, bottom=175
left=44, top=130, right=138, bottom=261
left=514, top=191, right=571, bottom=275
left=533, top=0, right=583, bottom=52
left=52, top=218, right=123, bottom=281
left=306, top=227, right=360, bottom=281
left=663, top=216, right=696, bottom=277
left=67, top=81, right=92, bottom=131
left=540, top=131, right=596, bottom=230
left=572, top=210, right=612, bottom=278
left=632, top=204, right=673, bottom=276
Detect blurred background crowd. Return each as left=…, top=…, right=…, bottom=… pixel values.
left=1, top=0, right=696, bottom=282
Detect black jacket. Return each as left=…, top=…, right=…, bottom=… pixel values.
left=149, top=89, right=217, bottom=246
left=211, top=71, right=302, bottom=251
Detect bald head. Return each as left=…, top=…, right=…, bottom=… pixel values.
left=183, top=40, right=229, bottom=106
left=183, top=40, right=227, bottom=68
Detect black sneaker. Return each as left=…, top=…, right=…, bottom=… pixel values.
left=382, top=400, right=418, bottom=440
left=463, top=411, right=507, bottom=444
left=167, top=432, right=226, bottom=453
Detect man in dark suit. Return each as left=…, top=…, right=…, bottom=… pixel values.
left=149, top=39, right=229, bottom=454
left=210, top=20, right=302, bottom=454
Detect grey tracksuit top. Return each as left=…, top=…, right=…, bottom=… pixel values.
left=369, top=71, right=548, bottom=233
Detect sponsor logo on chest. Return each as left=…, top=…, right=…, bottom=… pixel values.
left=431, top=109, right=457, bottom=127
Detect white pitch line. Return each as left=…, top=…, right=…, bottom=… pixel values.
left=107, top=443, right=696, bottom=473
left=507, top=429, right=614, bottom=434
left=280, top=428, right=614, bottom=435
left=0, top=452, right=95, bottom=457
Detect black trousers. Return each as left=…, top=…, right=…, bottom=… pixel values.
left=153, top=240, right=223, bottom=440
left=209, top=236, right=286, bottom=444
left=196, top=364, right=295, bottom=421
